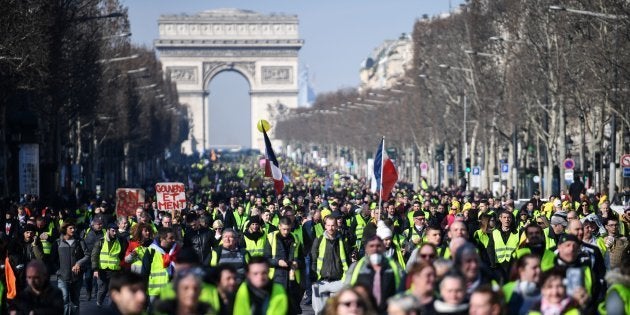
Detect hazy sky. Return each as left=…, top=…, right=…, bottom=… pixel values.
left=121, top=0, right=463, bottom=147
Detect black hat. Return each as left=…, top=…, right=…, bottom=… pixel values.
left=413, top=210, right=425, bottom=218
left=558, top=233, right=580, bottom=245
left=330, top=211, right=343, bottom=219
left=533, top=190, right=540, bottom=196
left=248, top=215, right=262, bottom=225
left=24, top=224, right=37, bottom=232
left=107, top=223, right=118, bottom=230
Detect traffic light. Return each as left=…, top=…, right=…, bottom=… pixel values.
left=465, top=158, right=471, bottom=173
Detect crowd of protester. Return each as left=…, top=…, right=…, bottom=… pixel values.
left=0, top=155, right=629, bottom=315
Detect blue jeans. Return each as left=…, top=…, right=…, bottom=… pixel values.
left=58, top=278, right=83, bottom=315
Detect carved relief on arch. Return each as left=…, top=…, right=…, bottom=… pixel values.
left=202, top=61, right=256, bottom=85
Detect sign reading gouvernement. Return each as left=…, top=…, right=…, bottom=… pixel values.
left=155, top=182, right=187, bottom=211
left=116, top=188, right=145, bottom=217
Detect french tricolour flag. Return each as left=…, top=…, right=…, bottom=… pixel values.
left=373, top=137, right=398, bottom=200
left=263, top=129, right=284, bottom=195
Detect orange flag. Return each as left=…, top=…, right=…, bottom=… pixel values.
left=5, top=257, right=16, bottom=299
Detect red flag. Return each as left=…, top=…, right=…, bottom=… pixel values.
left=380, top=159, right=398, bottom=200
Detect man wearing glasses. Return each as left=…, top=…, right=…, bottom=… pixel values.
left=603, top=217, right=628, bottom=269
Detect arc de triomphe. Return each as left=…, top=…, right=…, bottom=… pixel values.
left=155, top=8, right=303, bottom=154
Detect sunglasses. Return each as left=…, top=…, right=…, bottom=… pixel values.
left=420, top=253, right=436, bottom=259
left=339, top=300, right=364, bottom=308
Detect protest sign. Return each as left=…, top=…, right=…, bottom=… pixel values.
left=116, top=188, right=145, bottom=217
left=155, top=182, right=187, bottom=211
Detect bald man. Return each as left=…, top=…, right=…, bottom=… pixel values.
left=9, top=260, right=64, bottom=314
left=566, top=219, right=606, bottom=301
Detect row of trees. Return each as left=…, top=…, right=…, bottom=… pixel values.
left=276, top=0, right=630, bottom=197
left=0, top=0, right=188, bottom=200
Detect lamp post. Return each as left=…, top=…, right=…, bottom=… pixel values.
left=438, top=64, right=473, bottom=184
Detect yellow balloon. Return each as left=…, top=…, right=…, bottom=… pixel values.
left=256, top=119, right=271, bottom=133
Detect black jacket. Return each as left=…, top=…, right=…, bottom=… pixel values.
left=264, top=232, right=303, bottom=287
left=310, top=233, right=349, bottom=281
left=10, top=284, right=64, bottom=315
left=184, top=227, right=213, bottom=263
left=214, top=209, right=236, bottom=230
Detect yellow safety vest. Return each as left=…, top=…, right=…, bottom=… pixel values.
left=598, top=283, right=630, bottom=315
left=492, top=229, right=519, bottom=263
left=160, top=282, right=220, bottom=312
left=316, top=236, right=348, bottom=280
left=349, top=257, right=401, bottom=289
left=99, top=239, right=122, bottom=270
left=132, top=247, right=169, bottom=296
left=244, top=235, right=266, bottom=257
left=513, top=247, right=555, bottom=271
left=40, top=223, right=55, bottom=255
left=543, top=228, right=556, bottom=250
left=267, top=231, right=301, bottom=283
left=473, top=230, right=490, bottom=248
left=233, top=282, right=288, bottom=315
left=355, top=214, right=367, bottom=241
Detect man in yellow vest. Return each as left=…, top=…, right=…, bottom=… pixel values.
left=90, top=223, right=126, bottom=307
left=513, top=223, right=555, bottom=271
left=345, top=235, right=403, bottom=313
left=310, top=215, right=349, bottom=314
left=233, top=256, right=288, bottom=315
left=125, top=227, right=175, bottom=301
left=554, top=233, right=600, bottom=312
left=239, top=215, right=267, bottom=257
left=264, top=217, right=303, bottom=314
left=488, top=210, right=520, bottom=281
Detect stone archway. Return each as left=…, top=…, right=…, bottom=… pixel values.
left=155, top=8, right=303, bottom=154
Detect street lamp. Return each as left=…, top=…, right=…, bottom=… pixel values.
left=438, top=64, right=472, bottom=170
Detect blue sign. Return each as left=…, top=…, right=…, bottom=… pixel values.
left=472, top=167, right=480, bottom=175
left=447, top=164, right=454, bottom=173
left=501, top=163, right=509, bottom=173
left=624, top=167, right=630, bottom=178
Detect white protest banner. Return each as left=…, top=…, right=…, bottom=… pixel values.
left=155, top=182, right=187, bottom=211
left=116, top=188, right=145, bottom=217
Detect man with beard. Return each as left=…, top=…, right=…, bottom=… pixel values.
left=513, top=223, right=555, bottom=271
left=233, top=257, right=288, bottom=315
left=7, top=224, right=43, bottom=298
left=264, top=217, right=304, bottom=314
left=239, top=216, right=267, bottom=258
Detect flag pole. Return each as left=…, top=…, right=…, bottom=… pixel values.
left=378, top=136, right=385, bottom=221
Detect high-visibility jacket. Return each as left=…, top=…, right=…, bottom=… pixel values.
left=386, top=244, right=405, bottom=268
left=243, top=235, right=266, bottom=257
left=292, top=226, right=304, bottom=246
left=160, top=281, right=220, bottom=312
left=473, top=230, right=490, bottom=248
left=313, top=223, right=324, bottom=239
left=40, top=223, right=55, bottom=255
left=132, top=247, right=169, bottom=296
left=348, top=257, right=401, bottom=290
left=267, top=231, right=301, bottom=283
left=233, top=212, right=247, bottom=231
left=315, top=237, right=348, bottom=280
left=513, top=247, right=555, bottom=271
left=492, top=229, right=519, bottom=263
left=99, top=238, right=122, bottom=270
left=543, top=228, right=557, bottom=250
left=598, top=283, right=630, bottom=315
left=354, top=214, right=368, bottom=242
left=233, top=282, right=288, bottom=315
left=404, top=226, right=427, bottom=248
